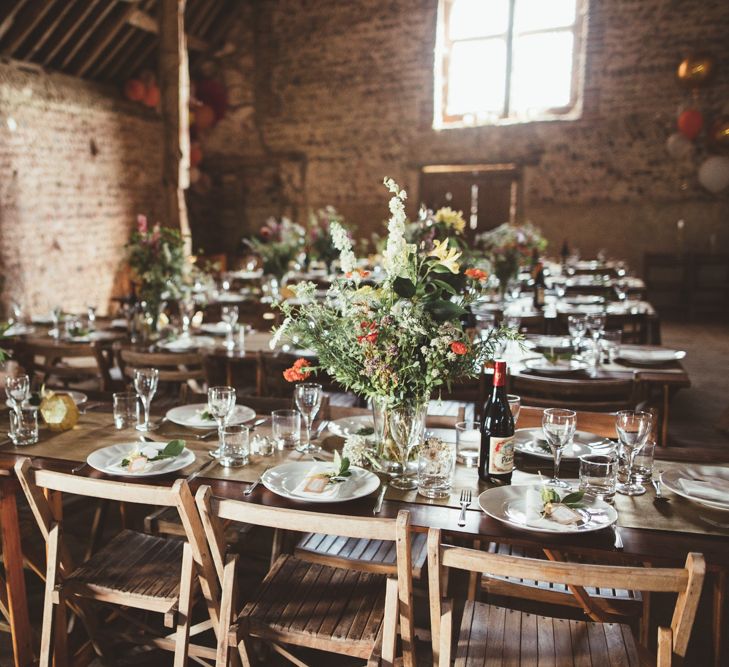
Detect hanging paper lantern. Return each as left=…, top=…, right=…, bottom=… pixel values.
left=676, top=54, right=716, bottom=88
left=677, top=108, right=703, bottom=140
left=143, top=84, right=160, bottom=108
left=666, top=133, right=694, bottom=160
left=195, top=104, right=216, bottom=130
left=124, top=79, right=145, bottom=102
left=698, top=156, right=729, bottom=193
left=190, top=143, right=203, bottom=167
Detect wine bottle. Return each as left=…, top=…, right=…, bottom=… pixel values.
left=479, top=361, right=515, bottom=484
left=532, top=262, right=546, bottom=310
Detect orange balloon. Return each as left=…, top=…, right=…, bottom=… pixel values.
left=190, top=143, right=203, bottom=167
left=195, top=104, right=216, bottom=130
left=123, top=79, right=145, bottom=102
left=677, top=108, right=703, bottom=140
left=143, top=84, right=160, bottom=108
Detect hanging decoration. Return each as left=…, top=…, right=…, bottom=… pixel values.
left=710, top=116, right=729, bottom=149
left=677, top=108, right=703, bottom=140
left=666, top=132, right=694, bottom=160
left=676, top=54, right=716, bottom=89
left=698, top=156, right=729, bottom=194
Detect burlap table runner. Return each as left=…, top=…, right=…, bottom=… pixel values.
left=9, top=412, right=729, bottom=538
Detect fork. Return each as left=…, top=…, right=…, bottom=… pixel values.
left=457, top=489, right=472, bottom=527
left=612, top=525, right=624, bottom=550
left=651, top=478, right=669, bottom=502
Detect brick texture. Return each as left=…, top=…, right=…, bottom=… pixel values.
left=0, top=62, right=163, bottom=317
left=199, top=0, right=729, bottom=269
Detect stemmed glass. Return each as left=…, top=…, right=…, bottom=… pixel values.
left=615, top=410, right=652, bottom=496
left=180, top=295, right=196, bottom=337
left=51, top=306, right=63, bottom=340
left=5, top=375, right=30, bottom=417
left=542, top=408, right=576, bottom=489
left=208, top=386, right=237, bottom=458
left=134, top=368, right=160, bottom=431
left=294, top=383, right=323, bottom=453
left=388, top=403, right=427, bottom=490
left=221, top=305, right=239, bottom=350
left=567, top=314, right=587, bottom=351
left=586, top=313, right=605, bottom=342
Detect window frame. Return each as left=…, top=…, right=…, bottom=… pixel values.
left=435, top=0, right=586, bottom=128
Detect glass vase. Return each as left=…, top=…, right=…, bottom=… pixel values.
left=387, top=402, right=427, bottom=490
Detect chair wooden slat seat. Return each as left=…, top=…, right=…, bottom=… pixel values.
left=453, top=601, right=641, bottom=666
left=295, top=530, right=428, bottom=579
left=240, top=554, right=387, bottom=658
left=66, top=530, right=183, bottom=609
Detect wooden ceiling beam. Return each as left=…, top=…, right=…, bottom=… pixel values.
left=76, top=2, right=141, bottom=77
left=43, top=0, right=99, bottom=66
left=0, top=0, right=32, bottom=43
left=25, top=1, right=77, bottom=61
left=3, top=0, right=56, bottom=56
left=107, top=31, right=154, bottom=79
left=127, top=7, right=209, bottom=51
left=60, top=0, right=117, bottom=69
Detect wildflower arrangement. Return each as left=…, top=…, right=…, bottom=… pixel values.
left=407, top=206, right=467, bottom=252
left=306, top=206, right=351, bottom=271
left=126, top=215, right=186, bottom=329
left=272, top=178, right=516, bottom=408
left=245, top=217, right=305, bottom=280
left=474, top=221, right=547, bottom=291
left=283, top=358, right=313, bottom=382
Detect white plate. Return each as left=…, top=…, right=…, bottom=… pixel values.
left=564, top=295, right=604, bottom=305
left=618, top=346, right=686, bottom=365
left=523, top=357, right=588, bottom=374
left=328, top=415, right=375, bottom=438
left=215, top=292, right=247, bottom=303
left=528, top=335, right=573, bottom=350
left=157, top=336, right=216, bottom=351
left=199, top=322, right=230, bottom=335
left=514, top=428, right=614, bottom=460
left=660, top=466, right=729, bottom=512
left=478, top=484, right=618, bottom=534
left=87, top=441, right=196, bottom=477
left=261, top=461, right=380, bottom=503
left=165, top=403, right=256, bottom=429
left=110, top=318, right=128, bottom=329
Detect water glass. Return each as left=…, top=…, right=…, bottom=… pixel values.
left=134, top=368, right=160, bottom=432
left=221, top=305, right=239, bottom=350
left=86, top=305, right=97, bottom=331
left=615, top=410, right=652, bottom=496
left=417, top=441, right=455, bottom=499
left=220, top=424, right=250, bottom=467
left=586, top=313, right=605, bottom=341
left=208, top=386, right=237, bottom=458
left=113, top=392, right=139, bottom=429
left=294, top=383, right=323, bottom=453
left=600, top=330, right=622, bottom=363
left=272, top=410, right=301, bottom=450
left=628, top=439, right=655, bottom=483
left=567, top=314, right=587, bottom=349
left=456, top=421, right=480, bottom=466
left=507, top=394, right=521, bottom=424
left=9, top=407, right=39, bottom=446
left=542, top=408, right=576, bottom=489
left=579, top=453, right=618, bottom=502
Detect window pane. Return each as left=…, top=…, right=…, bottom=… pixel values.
left=449, top=0, right=510, bottom=40
left=514, top=0, right=576, bottom=33
left=510, top=31, right=574, bottom=114
left=447, top=39, right=507, bottom=116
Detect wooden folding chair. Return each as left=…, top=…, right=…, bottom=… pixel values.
left=196, top=486, right=416, bottom=667
left=15, top=459, right=221, bottom=667
left=22, top=338, right=113, bottom=391
left=117, top=346, right=207, bottom=400
left=427, top=528, right=705, bottom=667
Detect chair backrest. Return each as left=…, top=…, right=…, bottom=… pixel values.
left=331, top=405, right=465, bottom=429
left=517, top=405, right=619, bottom=438
left=257, top=351, right=340, bottom=397
left=22, top=338, right=112, bottom=390
left=507, top=373, right=638, bottom=412
left=204, top=300, right=279, bottom=331
left=117, top=347, right=206, bottom=399
left=14, top=458, right=221, bottom=625
left=427, top=528, right=705, bottom=666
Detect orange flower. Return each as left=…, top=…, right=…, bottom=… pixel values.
left=465, top=268, right=488, bottom=281
left=345, top=268, right=371, bottom=279
left=450, top=341, right=468, bottom=355
left=283, top=358, right=313, bottom=382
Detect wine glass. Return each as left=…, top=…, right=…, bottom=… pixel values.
left=615, top=410, right=652, bottom=496
left=542, top=408, right=576, bottom=489
left=221, top=305, right=239, bottom=350
left=294, top=383, right=323, bottom=453
left=388, top=403, right=427, bottom=490
left=507, top=394, right=521, bottom=425
left=180, top=295, right=196, bottom=337
left=567, top=314, right=587, bottom=350
left=586, top=313, right=605, bottom=341
left=208, top=386, right=237, bottom=458
left=51, top=306, right=63, bottom=340
left=134, top=368, right=160, bottom=432
left=5, top=375, right=29, bottom=416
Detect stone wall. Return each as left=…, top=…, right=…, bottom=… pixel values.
left=200, top=0, right=729, bottom=270
left=0, top=61, right=163, bottom=317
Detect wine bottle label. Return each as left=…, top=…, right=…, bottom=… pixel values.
left=488, top=435, right=515, bottom=475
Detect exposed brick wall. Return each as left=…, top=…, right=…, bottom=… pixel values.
left=201, top=0, right=729, bottom=269
left=0, top=62, right=163, bottom=317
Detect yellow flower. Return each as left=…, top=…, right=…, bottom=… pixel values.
left=428, top=239, right=462, bottom=274
left=434, top=207, right=466, bottom=234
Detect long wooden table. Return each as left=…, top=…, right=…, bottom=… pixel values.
left=1, top=404, right=726, bottom=666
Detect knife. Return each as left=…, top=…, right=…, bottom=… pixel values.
left=244, top=468, right=270, bottom=497
left=373, top=480, right=389, bottom=515
left=185, top=457, right=219, bottom=483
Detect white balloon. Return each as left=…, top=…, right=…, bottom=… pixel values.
left=666, top=133, right=694, bottom=160
left=698, top=156, right=729, bottom=194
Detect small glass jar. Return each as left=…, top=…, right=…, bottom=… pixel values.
left=417, top=439, right=455, bottom=499
left=9, top=407, right=39, bottom=446
left=220, top=424, right=250, bottom=468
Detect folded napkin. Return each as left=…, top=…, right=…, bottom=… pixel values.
left=293, top=465, right=345, bottom=500
left=524, top=487, right=543, bottom=524
left=679, top=477, right=729, bottom=504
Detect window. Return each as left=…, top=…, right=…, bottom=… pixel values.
left=435, top=0, right=584, bottom=128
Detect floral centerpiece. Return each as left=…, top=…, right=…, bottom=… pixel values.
left=307, top=206, right=351, bottom=272
left=474, top=221, right=547, bottom=297
left=272, top=178, right=515, bottom=482
left=126, top=215, right=186, bottom=333
left=406, top=205, right=467, bottom=252
left=245, top=217, right=305, bottom=281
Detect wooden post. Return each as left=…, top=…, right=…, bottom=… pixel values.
left=159, top=0, right=192, bottom=254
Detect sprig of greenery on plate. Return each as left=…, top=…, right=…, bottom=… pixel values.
left=121, top=439, right=185, bottom=467
left=319, top=450, right=352, bottom=485
left=540, top=486, right=585, bottom=518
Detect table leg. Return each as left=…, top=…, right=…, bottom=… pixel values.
left=713, top=569, right=727, bottom=667
left=0, top=482, right=34, bottom=667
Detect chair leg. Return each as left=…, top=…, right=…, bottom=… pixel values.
left=380, top=577, right=399, bottom=666
left=216, top=554, right=239, bottom=667
left=173, top=543, right=195, bottom=667
left=84, top=500, right=109, bottom=561
left=40, top=524, right=62, bottom=667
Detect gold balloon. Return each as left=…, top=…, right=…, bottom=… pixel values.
left=712, top=117, right=729, bottom=148
left=677, top=54, right=716, bottom=87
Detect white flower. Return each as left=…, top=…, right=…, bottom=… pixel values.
left=447, top=352, right=457, bottom=362
left=269, top=316, right=291, bottom=349
left=330, top=221, right=357, bottom=275
left=382, top=178, right=413, bottom=280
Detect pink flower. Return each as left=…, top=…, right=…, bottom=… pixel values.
left=137, top=214, right=148, bottom=234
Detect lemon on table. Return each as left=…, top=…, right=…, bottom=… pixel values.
left=39, top=393, right=79, bottom=432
